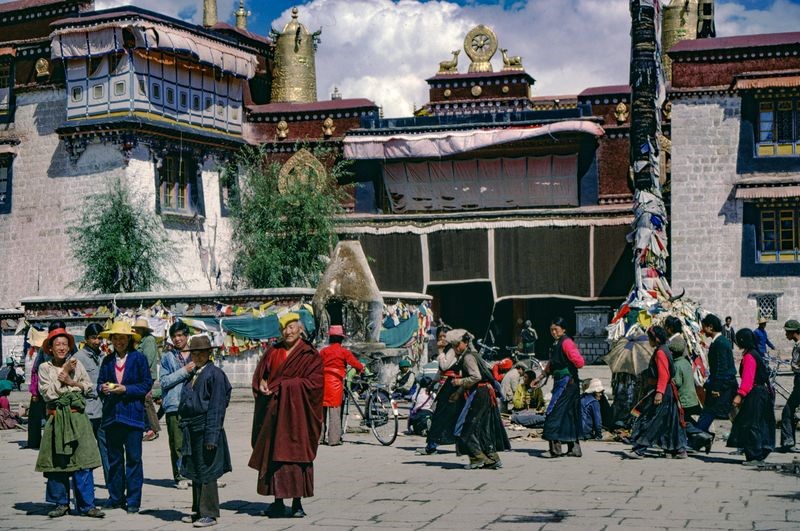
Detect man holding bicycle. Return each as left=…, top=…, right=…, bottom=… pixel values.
left=778, top=319, right=800, bottom=453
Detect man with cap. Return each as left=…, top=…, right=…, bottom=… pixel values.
left=160, top=320, right=194, bottom=489
left=249, top=312, right=323, bottom=519
left=754, top=316, right=776, bottom=356
left=177, top=335, right=232, bottom=528
left=319, top=325, right=364, bottom=446
left=778, top=319, right=800, bottom=453
left=391, top=359, right=416, bottom=400
left=580, top=379, right=606, bottom=440
left=72, top=323, right=110, bottom=485
left=133, top=318, right=160, bottom=442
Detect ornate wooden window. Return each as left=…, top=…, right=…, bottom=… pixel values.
left=159, top=154, right=196, bottom=213
left=757, top=204, right=800, bottom=262
left=756, top=97, right=799, bottom=157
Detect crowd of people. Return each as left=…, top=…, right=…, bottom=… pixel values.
left=9, top=309, right=800, bottom=525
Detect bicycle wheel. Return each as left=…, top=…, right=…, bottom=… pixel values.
left=366, top=389, right=398, bottom=446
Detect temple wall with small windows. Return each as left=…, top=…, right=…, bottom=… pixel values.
left=668, top=32, right=800, bottom=335
left=0, top=1, right=259, bottom=308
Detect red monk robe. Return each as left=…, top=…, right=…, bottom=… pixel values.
left=319, top=343, right=364, bottom=407
left=249, top=338, right=323, bottom=498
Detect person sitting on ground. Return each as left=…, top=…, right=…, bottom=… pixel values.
left=391, top=360, right=416, bottom=400
left=407, top=376, right=436, bottom=436
left=0, top=380, right=21, bottom=430
left=492, top=358, right=513, bottom=383
left=580, top=379, right=605, bottom=440
left=510, top=370, right=546, bottom=428
left=500, top=362, right=525, bottom=413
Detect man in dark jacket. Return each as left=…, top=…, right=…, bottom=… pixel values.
left=696, top=313, right=737, bottom=434
left=178, top=335, right=232, bottom=528
left=248, top=313, right=323, bottom=519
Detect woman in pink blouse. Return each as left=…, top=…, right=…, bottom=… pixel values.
left=726, top=328, right=776, bottom=466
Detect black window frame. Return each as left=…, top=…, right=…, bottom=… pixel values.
left=0, top=60, right=15, bottom=124
left=0, top=154, right=13, bottom=214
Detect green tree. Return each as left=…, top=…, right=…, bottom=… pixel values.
left=69, top=177, right=172, bottom=293
left=229, top=144, right=351, bottom=288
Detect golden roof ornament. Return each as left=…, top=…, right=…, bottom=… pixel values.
left=235, top=0, right=251, bottom=31
left=322, top=117, right=335, bottom=137
left=203, top=0, right=218, bottom=27
left=500, top=48, right=523, bottom=71
left=278, top=148, right=326, bottom=194
left=438, top=50, right=459, bottom=74
left=35, top=58, right=50, bottom=78
left=614, top=102, right=629, bottom=124
left=662, top=0, right=699, bottom=81
left=464, top=25, right=497, bottom=73
left=270, top=7, right=321, bottom=103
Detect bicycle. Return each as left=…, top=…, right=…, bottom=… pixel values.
left=341, top=374, right=399, bottom=446
left=502, top=346, right=547, bottom=376
left=763, top=352, right=794, bottom=402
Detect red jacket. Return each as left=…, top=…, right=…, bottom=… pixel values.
left=319, top=343, right=364, bottom=407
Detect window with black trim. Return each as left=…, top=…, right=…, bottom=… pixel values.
left=166, top=87, right=175, bottom=105
left=0, top=62, right=12, bottom=119
left=0, top=155, right=11, bottom=213
left=159, top=154, right=198, bottom=213
left=757, top=203, right=800, bottom=262
left=192, top=95, right=200, bottom=111
left=179, top=91, right=188, bottom=109
left=756, top=97, right=799, bottom=157
left=152, top=83, right=161, bottom=100
left=71, top=86, right=83, bottom=102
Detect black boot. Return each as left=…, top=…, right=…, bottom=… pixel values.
left=567, top=441, right=582, bottom=457
left=548, top=441, right=563, bottom=458
left=291, top=498, right=306, bottom=518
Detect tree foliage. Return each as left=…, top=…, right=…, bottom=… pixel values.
left=69, top=177, right=172, bottom=293
left=229, top=144, right=351, bottom=288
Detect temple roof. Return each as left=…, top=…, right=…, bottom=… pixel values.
left=210, top=22, right=270, bottom=47
left=579, top=85, right=631, bottom=98
left=426, top=70, right=535, bottom=84
left=0, top=0, right=80, bottom=14
left=669, top=31, right=800, bottom=54
left=248, top=98, right=378, bottom=115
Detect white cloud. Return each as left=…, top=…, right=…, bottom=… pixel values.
left=2, top=0, right=796, bottom=117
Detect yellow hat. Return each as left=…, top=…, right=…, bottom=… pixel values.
left=99, top=321, right=142, bottom=342
left=278, top=312, right=301, bottom=329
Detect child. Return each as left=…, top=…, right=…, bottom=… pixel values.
left=407, top=377, right=436, bottom=436
left=510, top=371, right=546, bottom=428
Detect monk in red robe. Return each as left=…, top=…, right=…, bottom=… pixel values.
left=248, top=313, right=323, bottom=519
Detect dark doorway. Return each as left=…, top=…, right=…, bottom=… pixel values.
left=427, top=282, right=494, bottom=342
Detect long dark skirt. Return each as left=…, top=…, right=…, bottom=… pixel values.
left=543, top=376, right=581, bottom=442
left=455, top=386, right=510, bottom=458
left=181, top=427, right=232, bottom=484
left=630, top=384, right=687, bottom=451
left=727, top=384, right=776, bottom=454
left=426, top=378, right=462, bottom=446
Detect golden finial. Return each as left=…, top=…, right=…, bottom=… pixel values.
left=235, top=0, right=251, bottom=31
left=203, top=0, right=218, bottom=27
left=614, top=102, right=629, bottom=124
left=270, top=7, right=320, bottom=103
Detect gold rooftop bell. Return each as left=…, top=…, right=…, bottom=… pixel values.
left=270, top=7, right=321, bottom=104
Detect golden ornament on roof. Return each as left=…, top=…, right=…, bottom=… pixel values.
left=500, top=48, right=523, bottom=71
left=276, top=120, right=289, bottom=140
left=270, top=7, right=320, bottom=103
left=322, top=117, right=335, bottom=137
left=464, top=25, right=497, bottom=73
left=438, top=50, right=459, bottom=74
left=614, top=102, right=629, bottom=124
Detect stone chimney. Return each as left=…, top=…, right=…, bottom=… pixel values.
left=203, top=0, right=218, bottom=27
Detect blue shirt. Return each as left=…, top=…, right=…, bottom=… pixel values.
left=754, top=327, right=775, bottom=355
left=580, top=394, right=603, bottom=439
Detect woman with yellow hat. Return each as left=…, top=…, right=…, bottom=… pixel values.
left=97, top=321, right=153, bottom=514
left=34, top=327, right=105, bottom=518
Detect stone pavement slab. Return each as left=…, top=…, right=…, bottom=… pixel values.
left=1, top=397, right=799, bottom=530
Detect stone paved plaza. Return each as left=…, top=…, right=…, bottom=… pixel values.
left=1, top=385, right=799, bottom=531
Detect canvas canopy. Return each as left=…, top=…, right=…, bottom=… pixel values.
left=51, top=22, right=257, bottom=78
